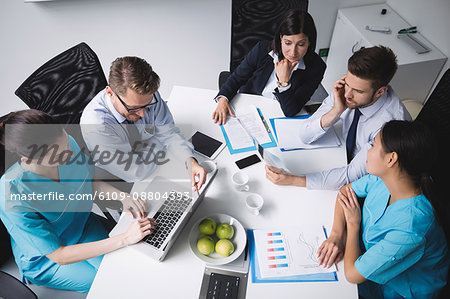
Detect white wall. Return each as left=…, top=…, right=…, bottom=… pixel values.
left=0, top=0, right=231, bottom=115
left=1, top=0, right=447, bottom=116
left=387, top=0, right=450, bottom=95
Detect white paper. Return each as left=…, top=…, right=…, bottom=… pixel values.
left=237, top=107, right=271, bottom=145
left=275, top=118, right=341, bottom=150
left=222, top=117, right=254, bottom=149
left=253, top=227, right=336, bottom=279
left=263, top=150, right=290, bottom=174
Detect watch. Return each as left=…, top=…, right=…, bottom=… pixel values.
left=277, top=81, right=289, bottom=88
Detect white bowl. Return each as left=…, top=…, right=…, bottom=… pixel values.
left=188, top=213, right=246, bottom=265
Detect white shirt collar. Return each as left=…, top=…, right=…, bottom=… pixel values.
left=268, top=50, right=306, bottom=70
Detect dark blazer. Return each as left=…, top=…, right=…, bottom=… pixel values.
left=218, top=40, right=326, bottom=117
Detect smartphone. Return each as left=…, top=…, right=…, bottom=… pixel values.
left=235, top=154, right=261, bottom=169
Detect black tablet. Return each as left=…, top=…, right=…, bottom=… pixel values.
left=190, top=131, right=225, bottom=159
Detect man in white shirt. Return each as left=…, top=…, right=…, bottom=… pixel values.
left=266, top=46, right=411, bottom=190
left=80, top=56, right=206, bottom=191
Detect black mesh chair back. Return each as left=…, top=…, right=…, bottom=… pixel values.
left=229, top=0, right=308, bottom=72
left=15, top=42, right=107, bottom=124
left=0, top=271, right=37, bottom=299
left=415, top=69, right=450, bottom=299
left=415, top=69, right=450, bottom=196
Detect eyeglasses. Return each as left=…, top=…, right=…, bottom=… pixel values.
left=114, top=89, right=158, bottom=113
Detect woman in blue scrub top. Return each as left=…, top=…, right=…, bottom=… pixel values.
left=0, top=110, right=155, bottom=293
left=317, top=120, right=449, bottom=298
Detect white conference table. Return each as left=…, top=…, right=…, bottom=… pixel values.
left=87, top=86, right=358, bottom=299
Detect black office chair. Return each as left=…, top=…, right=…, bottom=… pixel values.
left=0, top=271, right=37, bottom=299
left=414, top=68, right=450, bottom=299
left=219, top=0, right=309, bottom=88
left=13, top=42, right=123, bottom=224
left=15, top=42, right=107, bottom=125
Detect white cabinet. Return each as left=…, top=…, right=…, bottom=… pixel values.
left=322, top=4, right=447, bottom=103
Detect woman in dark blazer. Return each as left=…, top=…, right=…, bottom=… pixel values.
left=213, top=10, right=326, bottom=124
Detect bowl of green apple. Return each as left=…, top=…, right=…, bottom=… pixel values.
left=188, top=213, right=246, bottom=265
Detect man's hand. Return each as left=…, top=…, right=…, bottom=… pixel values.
left=212, top=97, right=235, bottom=125
left=317, top=233, right=345, bottom=268
left=188, top=157, right=207, bottom=193
left=320, top=75, right=347, bottom=129
left=275, top=59, right=298, bottom=84
left=265, top=165, right=306, bottom=187
left=331, top=75, right=347, bottom=115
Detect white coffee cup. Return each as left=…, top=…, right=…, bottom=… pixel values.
left=245, top=193, right=264, bottom=215
left=232, top=171, right=249, bottom=192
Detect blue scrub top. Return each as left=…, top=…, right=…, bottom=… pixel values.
left=0, top=136, right=96, bottom=283
left=352, top=174, right=449, bottom=298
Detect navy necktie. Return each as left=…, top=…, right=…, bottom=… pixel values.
left=346, top=108, right=361, bottom=163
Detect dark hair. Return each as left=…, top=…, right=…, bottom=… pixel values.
left=380, top=120, right=445, bottom=226
left=272, top=10, right=317, bottom=61
left=109, top=56, right=160, bottom=97
left=0, top=110, right=64, bottom=165
left=348, top=46, right=398, bottom=90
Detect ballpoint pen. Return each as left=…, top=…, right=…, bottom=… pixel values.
left=257, top=108, right=271, bottom=133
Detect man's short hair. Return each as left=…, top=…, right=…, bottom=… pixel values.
left=348, top=46, right=398, bottom=90
left=109, top=56, right=160, bottom=96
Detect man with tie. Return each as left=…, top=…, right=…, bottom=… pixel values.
left=80, top=56, right=206, bottom=191
left=266, top=46, right=411, bottom=190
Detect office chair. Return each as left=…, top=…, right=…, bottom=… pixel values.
left=218, top=0, right=327, bottom=104
left=414, top=68, right=450, bottom=299
left=219, top=0, right=309, bottom=88
left=13, top=42, right=123, bottom=224
left=0, top=271, right=37, bottom=299
left=15, top=42, right=107, bottom=124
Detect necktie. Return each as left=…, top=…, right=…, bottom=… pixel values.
left=346, top=108, right=361, bottom=163
left=123, top=120, right=141, bottom=151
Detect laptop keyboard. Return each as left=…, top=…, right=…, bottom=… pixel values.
left=143, top=191, right=192, bottom=249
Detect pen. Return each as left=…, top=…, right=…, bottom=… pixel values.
left=257, top=108, right=271, bottom=133
left=322, top=225, right=328, bottom=238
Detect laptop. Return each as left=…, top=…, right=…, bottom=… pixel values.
left=109, top=162, right=218, bottom=261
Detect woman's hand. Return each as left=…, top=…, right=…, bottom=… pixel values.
left=122, top=194, right=147, bottom=219
left=338, top=186, right=361, bottom=227
left=212, top=97, right=235, bottom=125
left=123, top=218, right=156, bottom=246
left=317, top=233, right=345, bottom=268
left=275, top=59, right=298, bottom=84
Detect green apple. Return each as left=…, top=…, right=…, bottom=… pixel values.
left=197, top=236, right=215, bottom=255
left=215, top=239, right=235, bottom=257
left=198, top=218, right=217, bottom=235
left=216, top=223, right=234, bottom=239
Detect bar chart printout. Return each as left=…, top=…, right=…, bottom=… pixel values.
left=253, top=228, right=337, bottom=279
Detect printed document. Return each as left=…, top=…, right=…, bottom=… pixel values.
left=274, top=118, right=341, bottom=150
left=253, top=227, right=336, bottom=279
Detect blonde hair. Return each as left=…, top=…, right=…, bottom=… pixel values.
left=108, top=56, right=160, bottom=96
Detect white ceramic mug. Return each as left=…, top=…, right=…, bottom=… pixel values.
left=245, top=193, right=264, bottom=215
left=232, top=171, right=249, bottom=192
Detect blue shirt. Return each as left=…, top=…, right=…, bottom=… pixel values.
left=299, top=86, right=411, bottom=190
left=80, top=89, right=193, bottom=182
left=351, top=174, right=449, bottom=298
left=0, top=136, right=96, bottom=282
